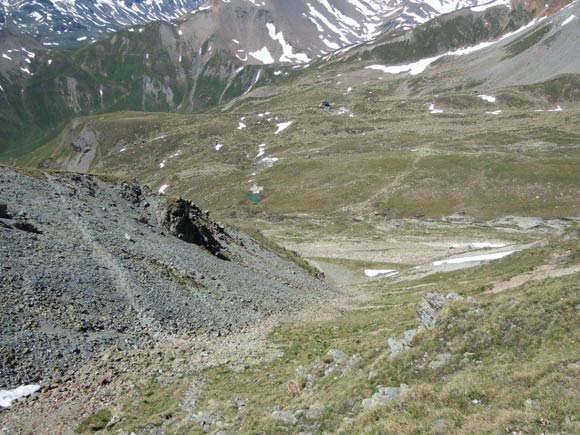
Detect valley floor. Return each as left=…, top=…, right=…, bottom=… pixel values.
left=1, top=214, right=579, bottom=434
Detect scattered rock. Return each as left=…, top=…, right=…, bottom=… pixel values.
left=524, top=398, right=539, bottom=410
left=362, top=384, right=410, bottom=410
left=271, top=410, right=297, bottom=426
left=304, top=405, right=324, bottom=421
left=326, top=349, right=349, bottom=365
left=368, top=370, right=378, bottom=382
left=431, top=418, right=451, bottom=429
left=429, top=353, right=452, bottom=370
left=193, top=411, right=223, bottom=430
left=287, top=349, right=361, bottom=396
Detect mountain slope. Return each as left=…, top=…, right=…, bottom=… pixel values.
left=0, top=0, right=543, bottom=159
left=0, top=165, right=333, bottom=387
left=20, top=0, right=580, bottom=224
left=358, top=0, right=580, bottom=89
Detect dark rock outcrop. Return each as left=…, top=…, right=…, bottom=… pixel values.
left=159, top=199, right=230, bottom=260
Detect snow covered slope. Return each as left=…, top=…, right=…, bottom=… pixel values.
left=170, top=0, right=516, bottom=66
left=0, top=0, right=203, bottom=45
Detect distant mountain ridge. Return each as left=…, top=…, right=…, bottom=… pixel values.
left=0, top=0, right=572, bottom=160
left=0, top=0, right=204, bottom=46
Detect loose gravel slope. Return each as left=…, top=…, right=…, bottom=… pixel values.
left=0, top=166, right=335, bottom=388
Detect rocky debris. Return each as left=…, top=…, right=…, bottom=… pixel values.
left=319, top=101, right=332, bottom=109
left=429, top=352, right=452, bottom=370
left=191, top=411, right=226, bottom=432
left=270, top=409, right=297, bottom=426
left=119, top=182, right=149, bottom=205
left=361, top=384, right=410, bottom=410
left=303, top=405, right=324, bottom=421
left=418, top=292, right=466, bottom=330
left=0, top=167, right=336, bottom=388
left=441, top=212, right=475, bottom=224
left=158, top=198, right=230, bottom=260
left=288, top=349, right=362, bottom=396
left=431, top=418, right=451, bottom=430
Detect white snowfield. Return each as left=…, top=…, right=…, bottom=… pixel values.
left=433, top=251, right=515, bottom=266
left=0, top=385, right=41, bottom=408
left=364, top=269, right=399, bottom=278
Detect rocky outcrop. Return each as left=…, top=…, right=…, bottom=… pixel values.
left=417, top=292, right=465, bottom=330
left=158, top=198, right=230, bottom=260
left=387, top=292, right=470, bottom=359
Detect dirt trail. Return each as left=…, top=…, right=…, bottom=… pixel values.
left=489, top=263, right=580, bottom=294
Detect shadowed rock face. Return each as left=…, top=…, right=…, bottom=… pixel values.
left=159, top=198, right=230, bottom=260
left=0, top=167, right=335, bottom=387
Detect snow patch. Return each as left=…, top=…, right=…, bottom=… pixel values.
left=562, top=15, right=576, bottom=27
left=433, top=251, right=515, bottom=266
left=364, top=269, right=398, bottom=278
left=0, top=385, right=41, bottom=408
left=479, top=94, right=496, bottom=103
left=249, top=47, right=275, bottom=64
left=275, top=121, right=293, bottom=135
left=266, top=23, right=311, bottom=64
left=452, top=242, right=507, bottom=249
left=428, top=103, right=443, bottom=114
left=158, top=185, right=169, bottom=194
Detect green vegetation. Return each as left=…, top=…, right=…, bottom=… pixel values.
left=506, top=24, right=551, bottom=57
left=106, top=232, right=580, bottom=434
left=120, top=380, right=189, bottom=433
left=75, top=409, right=112, bottom=433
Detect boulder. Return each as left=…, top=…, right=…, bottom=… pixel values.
left=429, top=352, right=452, bottom=370
left=362, top=384, right=410, bottom=409
left=271, top=410, right=297, bottom=426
